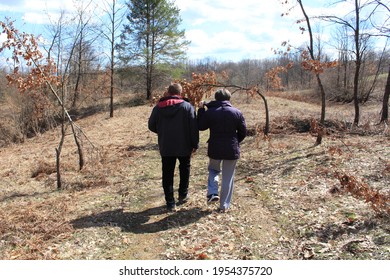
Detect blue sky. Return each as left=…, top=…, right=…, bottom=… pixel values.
left=0, top=0, right=388, bottom=62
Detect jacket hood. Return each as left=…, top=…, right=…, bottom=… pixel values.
left=158, top=95, right=184, bottom=107
left=157, top=95, right=186, bottom=117
left=205, top=100, right=232, bottom=108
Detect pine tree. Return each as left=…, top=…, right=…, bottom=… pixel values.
left=119, top=0, right=189, bottom=99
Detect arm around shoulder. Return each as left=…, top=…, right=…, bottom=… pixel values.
left=148, top=106, right=158, bottom=133
left=237, top=113, right=247, bottom=143
left=197, top=107, right=208, bottom=131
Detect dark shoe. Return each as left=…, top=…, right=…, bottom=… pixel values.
left=218, top=208, right=228, bottom=213
left=207, top=194, right=219, bottom=204
left=177, top=195, right=189, bottom=205
left=167, top=204, right=176, bottom=212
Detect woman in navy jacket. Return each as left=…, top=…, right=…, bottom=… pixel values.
left=198, top=89, right=247, bottom=212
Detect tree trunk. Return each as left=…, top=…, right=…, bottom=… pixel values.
left=315, top=73, right=326, bottom=145
left=380, top=65, right=390, bottom=124
left=110, top=63, right=114, bottom=118
left=109, top=5, right=116, bottom=118
left=55, top=147, right=62, bottom=189
left=110, top=46, right=114, bottom=117
left=257, top=90, right=270, bottom=136
left=353, top=64, right=361, bottom=126
left=352, top=0, right=361, bottom=127
left=56, top=107, right=66, bottom=189
left=146, top=65, right=152, bottom=100
left=72, top=34, right=83, bottom=108
left=71, top=123, right=85, bottom=170
left=297, top=0, right=327, bottom=145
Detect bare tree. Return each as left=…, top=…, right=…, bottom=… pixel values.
left=368, top=0, right=390, bottom=124
left=99, top=0, right=126, bottom=118
left=44, top=6, right=95, bottom=185
left=69, top=0, right=99, bottom=109
left=380, top=65, right=390, bottom=124
left=44, top=11, right=70, bottom=188
left=44, top=10, right=97, bottom=187
left=368, top=0, right=390, bottom=35
left=352, top=0, right=363, bottom=126
left=1, top=19, right=97, bottom=189
left=236, top=59, right=261, bottom=88
left=319, top=0, right=389, bottom=126
left=331, top=25, right=352, bottom=101
left=295, top=0, right=328, bottom=145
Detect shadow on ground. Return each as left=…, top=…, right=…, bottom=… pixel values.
left=71, top=206, right=211, bottom=234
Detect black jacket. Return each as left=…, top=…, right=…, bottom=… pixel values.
left=148, top=95, right=199, bottom=157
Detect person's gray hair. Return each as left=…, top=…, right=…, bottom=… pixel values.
left=167, top=83, right=182, bottom=95
left=215, top=89, right=231, bottom=101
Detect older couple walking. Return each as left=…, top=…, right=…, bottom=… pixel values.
left=148, top=83, right=247, bottom=212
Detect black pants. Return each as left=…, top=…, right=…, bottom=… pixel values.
left=161, top=156, right=191, bottom=207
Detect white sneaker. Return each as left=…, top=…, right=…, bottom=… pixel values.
left=207, top=194, right=219, bottom=204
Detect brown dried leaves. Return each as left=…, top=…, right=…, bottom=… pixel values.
left=335, top=172, right=390, bottom=216
left=1, top=19, right=60, bottom=92
left=0, top=197, right=73, bottom=259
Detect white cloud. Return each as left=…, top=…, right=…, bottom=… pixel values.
left=1, top=0, right=106, bottom=25
left=178, top=0, right=387, bottom=61
left=1, top=0, right=387, bottom=62
left=23, top=0, right=88, bottom=13
left=186, top=28, right=277, bottom=61
left=0, top=32, right=6, bottom=43
left=178, top=0, right=308, bottom=61
left=22, top=12, right=52, bottom=25
left=0, top=0, right=25, bottom=12
left=177, top=0, right=283, bottom=27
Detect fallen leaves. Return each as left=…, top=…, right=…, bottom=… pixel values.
left=0, top=197, right=73, bottom=259
left=335, top=172, right=390, bottom=215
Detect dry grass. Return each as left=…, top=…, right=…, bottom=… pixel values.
left=0, top=93, right=389, bottom=260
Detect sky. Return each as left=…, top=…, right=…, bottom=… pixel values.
left=0, top=0, right=388, bottom=62
left=175, top=0, right=323, bottom=61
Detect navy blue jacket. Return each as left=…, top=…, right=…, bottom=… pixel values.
left=148, top=95, right=199, bottom=157
left=198, top=101, right=246, bottom=160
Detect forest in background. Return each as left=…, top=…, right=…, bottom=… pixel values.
left=0, top=41, right=388, bottom=146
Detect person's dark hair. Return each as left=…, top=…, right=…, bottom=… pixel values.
left=215, top=89, right=231, bottom=101
left=167, top=83, right=182, bottom=95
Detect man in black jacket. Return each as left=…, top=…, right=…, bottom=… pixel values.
left=148, top=83, right=199, bottom=211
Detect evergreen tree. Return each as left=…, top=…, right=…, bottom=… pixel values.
left=119, top=0, right=189, bottom=99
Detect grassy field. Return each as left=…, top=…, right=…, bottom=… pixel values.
left=0, top=92, right=389, bottom=260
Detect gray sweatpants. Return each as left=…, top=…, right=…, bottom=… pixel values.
left=207, top=158, right=237, bottom=210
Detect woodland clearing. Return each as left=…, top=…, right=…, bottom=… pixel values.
left=0, top=92, right=389, bottom=260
